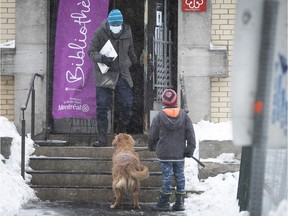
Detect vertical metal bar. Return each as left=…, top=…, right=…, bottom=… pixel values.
left=21, top=111, right=25, bottom=180
left=168, top=31, right=172, bottom=87
left=249, top=1, right=278, bottom=215
left=31, top=86, right=35, bottom=140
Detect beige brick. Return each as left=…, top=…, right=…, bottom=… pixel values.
left=212, top=19, right=228, bottom=25
left=221, top=4, right=236, bottom=9
left=0, top=8, right=8, bottom=13
left=215, top=30, right=224, bottom=34
left=213, top=9, right=229, bottom=14
left=8, top=8, right=15, bottom=13
left=212, top=112, right=227, bottom=118
left=0, top=110, right=7, bottom=115
left=0, top=99, right=7, bottom=105
left=1, top=104, right=13, bottom=110
left=7, top=99, right=14, bottom=105
left=1, top=13, right=15, bottom=18
left=211, top=117, right=220, bottom=123
left=215, top=0, right=224, bottom=3
left=211, top=92, right=228, bottom=98
left=2, top=85, right=14, bottom=90
left=220, top=97, right=231, bottom=102
left=220, top=107, right=231, bottom=112
left=6, top=115, right=14, bottom=121
left=219, top=86, right=231, bottom=92
left=211, top=97, right=219, bottom=102
left=220, top=35, right=234, bottom=40
left=212, top=14, right=220, bottom=19
left=211, top=101, right=227, bottom=107
left=0, top=94, right=13, bottom=99
left=211, top=35, right=220, bottom=40
left=0, top=3, right=15, bottom=7
left=211, top=86, right=220, bottom=91
left=212, top=82, right=228, bottom=87
left=7, top=110, right=14, bottom=115
left=219, top=118, right=231, bottom=122
left=211, top=107, right=219, bottom=112
left=211, top=77, right=219, bottom=82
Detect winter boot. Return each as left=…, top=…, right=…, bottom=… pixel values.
left=92, top=132, right=108, bottom=147
left=172, top=192, right=186, bottom=211
left=151, top=193, right=171, bottom=211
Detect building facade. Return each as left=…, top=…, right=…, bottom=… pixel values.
left=0, top=0, right=237, bottom=134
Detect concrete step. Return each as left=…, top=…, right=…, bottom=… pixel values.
left=37, top=133, right=148, bottom=146
left=199, top=140, right=241, bottom=160
left=199, top=140, right=241, bottom=179
left=32, top=146, right=155, bottom=158
left=27, top=171, right=163, bottom=188
left=29, top=157, right=160, bottom=173
left=31, top=186, right=169, bottom=203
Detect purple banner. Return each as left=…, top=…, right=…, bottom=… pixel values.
left=52, top=0, right=109, bottom=119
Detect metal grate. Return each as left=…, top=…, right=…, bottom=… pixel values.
left=153, top=30, right=173, bottom=102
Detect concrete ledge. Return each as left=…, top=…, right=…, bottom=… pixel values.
left=200, top=140, right=241, bottom=160
left=198, top=162, right=240, bottom=179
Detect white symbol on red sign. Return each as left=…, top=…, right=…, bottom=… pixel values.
left=185, top=0, right=204, bottom=9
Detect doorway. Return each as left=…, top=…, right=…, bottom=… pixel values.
left=48, top=0, right=178, bottom=135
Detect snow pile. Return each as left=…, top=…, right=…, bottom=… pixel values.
left=201, top=153, right=240, bottom=164
left=194, top=120, right=233, bottom=141
left=0, top=117, right=37, bottom=216
left=185, top=172, right=240, bottom=216
left=0, top=40, right=15, bottom=48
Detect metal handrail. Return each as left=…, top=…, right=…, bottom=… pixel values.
left=20, top=73, right=44, bottom=179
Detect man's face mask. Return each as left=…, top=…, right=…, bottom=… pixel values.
left=110, top=25, right=122, bottom=34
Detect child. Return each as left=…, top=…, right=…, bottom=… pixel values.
left=147, top=89, right=196, bottom=211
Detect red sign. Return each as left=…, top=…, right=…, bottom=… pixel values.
left=182, top=0, right=207, bottom=12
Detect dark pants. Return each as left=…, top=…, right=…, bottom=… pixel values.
left=96, top=77, right=133, bottom=134
left=160, top=161, right=185, bottom=194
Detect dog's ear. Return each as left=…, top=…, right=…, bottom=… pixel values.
left=128, top=134, right=135, bottom=146
left=112, top=134, right=119, bottom=147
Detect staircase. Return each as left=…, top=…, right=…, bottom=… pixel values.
left=27, top=135, right=240, bottom=203
left=28, top=144, right=163, bottom=203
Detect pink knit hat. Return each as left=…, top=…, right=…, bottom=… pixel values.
left=161, top=89, right=178, bottom=106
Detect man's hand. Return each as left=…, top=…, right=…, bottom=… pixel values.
left=101, top=55, right=114, bottom=67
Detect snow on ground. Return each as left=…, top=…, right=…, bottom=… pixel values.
left=0, top=116, right=286, bottom=216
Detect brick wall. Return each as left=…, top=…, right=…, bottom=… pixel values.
left=210, top=0, right=236, bottom=122
left=0, top=0, right=16, bottom=44
left=0, top=0, right=15, bottom=121
left=0, top=75, right=14, bottom=121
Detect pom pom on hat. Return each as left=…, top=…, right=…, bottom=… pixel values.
left=161, top=89, right=178, bottom=107
left=108, top=9, right=123, bottom=26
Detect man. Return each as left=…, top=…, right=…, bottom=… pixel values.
left=148, top=89, right=196, bottom=211
left=88, top=9, right=138, bottom=147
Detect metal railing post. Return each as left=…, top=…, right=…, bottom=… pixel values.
left=20, top=73, right=43, bottom=180
left=21, top=111, right=26, bottom=179
left=31, top=85, right=35, bottom=140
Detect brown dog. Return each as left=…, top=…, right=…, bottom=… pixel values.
left=110, top=133, right=149, bottom=209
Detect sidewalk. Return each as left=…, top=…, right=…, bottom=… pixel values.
left=18, top=201, right=187, bottom=216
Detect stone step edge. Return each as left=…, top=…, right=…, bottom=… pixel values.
left=27, top=170, right=162, bottom=175
left=29, top=157, right=158, bottom=162
left=30, top=185, right=203, bottom=194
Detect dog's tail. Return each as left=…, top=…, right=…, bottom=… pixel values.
left=127, top=164, right=149, bottom=181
